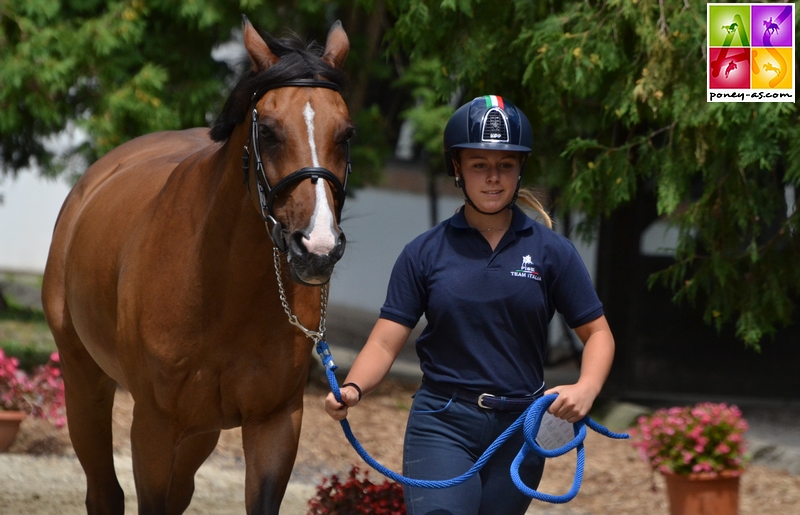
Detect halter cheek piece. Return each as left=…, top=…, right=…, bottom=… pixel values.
left=241, top=79, right=352, bottom=252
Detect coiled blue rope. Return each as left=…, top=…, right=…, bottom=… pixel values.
left=315, top=340, right=629, bottom=503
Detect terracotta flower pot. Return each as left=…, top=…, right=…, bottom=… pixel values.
left=663, top=471, right=740, bottom=515
left=0, top=410, right=28, bottom=452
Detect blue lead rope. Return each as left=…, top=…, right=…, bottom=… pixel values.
left=315, top=340, right=629, bottom=504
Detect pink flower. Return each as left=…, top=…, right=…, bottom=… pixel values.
left=630, top=402, right=749, bottom=476
left=0, top=351, right=65, bottom=427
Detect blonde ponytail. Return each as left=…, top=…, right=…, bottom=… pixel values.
left=516, top=188, right=552, bottom=229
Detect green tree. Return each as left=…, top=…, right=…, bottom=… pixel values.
left=0, top=0, right=394, bottom=185
left=389, top=0, right=800, bottom=348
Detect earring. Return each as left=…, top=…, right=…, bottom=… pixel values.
left=454, top=176, right=461, bottom=187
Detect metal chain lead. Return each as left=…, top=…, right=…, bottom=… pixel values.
left=273, top=246, right=328, bottom=343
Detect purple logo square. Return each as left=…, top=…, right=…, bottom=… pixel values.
left=752, top=4, right=793, bottom=47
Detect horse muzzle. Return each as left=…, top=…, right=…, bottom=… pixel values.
left=286, top=229, right=346, bottom=285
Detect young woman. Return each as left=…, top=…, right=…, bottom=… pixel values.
left=325, top=96, right=615, bottom=515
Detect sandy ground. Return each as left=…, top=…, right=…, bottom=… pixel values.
left=2, top=379, right=800, bottom=515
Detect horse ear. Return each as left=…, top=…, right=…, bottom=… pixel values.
left=242, top=15, right=279, bottom=72
left=322, top=20, right=349, bottom=70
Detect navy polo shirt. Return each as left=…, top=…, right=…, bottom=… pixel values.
left=379, top=205, right=604, bottom=397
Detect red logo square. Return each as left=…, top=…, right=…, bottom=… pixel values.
left=709, top=47, right=751, bottom=89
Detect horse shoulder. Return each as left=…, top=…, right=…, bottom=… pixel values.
left=46, top=129, right=219, bottom=380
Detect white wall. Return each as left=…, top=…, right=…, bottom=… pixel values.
left=0, top=174, right=464, bottom=295
left=0, top=173, right=73, bottom=274
left=0, top=176, right=602, bottom=323
left=328, top=188, right=463, bottom=312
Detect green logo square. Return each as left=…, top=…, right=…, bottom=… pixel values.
left=709, top=4, right=752, bottom=47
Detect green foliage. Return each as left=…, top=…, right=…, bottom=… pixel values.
left=388, top=0, right=800, bottom=348
left=1, top=0, right=220, bottom=174
left=349, top=104, right=391, bottom=190
left=0, top=0, right=395, bottom=181
left=0, top=340, right=53, bottom=373
left=0, top=297, right=46, bottom=323
left=396, top=58, right=456, bottom=158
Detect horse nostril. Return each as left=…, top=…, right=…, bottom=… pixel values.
left=331, top=232, right=346, bottom=261
left=290, top=231, right=310, bottom=256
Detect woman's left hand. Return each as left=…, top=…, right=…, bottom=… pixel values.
left=543, top=383, right=597, bottom=424
left=545, top=315, right=614, bottom=423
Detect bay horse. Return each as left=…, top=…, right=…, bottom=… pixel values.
left=41, top=17, right=352, bottom=515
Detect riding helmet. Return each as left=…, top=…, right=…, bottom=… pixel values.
left=443, top=95, right=533, bottom=176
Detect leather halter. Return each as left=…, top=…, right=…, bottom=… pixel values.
left=242, top=79, right=351, bottom=252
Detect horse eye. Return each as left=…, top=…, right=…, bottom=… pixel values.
left=258, top=124, right=277, bottom=144
left=342, top=128, right=355, bottom=143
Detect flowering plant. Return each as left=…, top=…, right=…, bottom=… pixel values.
left=307, top=465, right=405, bottom=514
left=630, top=402, right=748, bottom=477
left=0, top=349, right=66, bottom=428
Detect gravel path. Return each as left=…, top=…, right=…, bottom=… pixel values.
left=2, top=381, right=800, bottom=515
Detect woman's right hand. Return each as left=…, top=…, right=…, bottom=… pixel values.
left=323, top=319, right=412, bottom=421
left=324, top=386, right=361, bottom=421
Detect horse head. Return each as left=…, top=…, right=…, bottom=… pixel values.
left=212, top=18, right=353, bottom=286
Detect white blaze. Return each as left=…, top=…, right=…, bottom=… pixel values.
left=302, top=101, right=336, bottom=255
left=303, top=102, right=321, bottom=167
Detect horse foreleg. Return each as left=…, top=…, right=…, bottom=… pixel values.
left=59, top=348, right=125, bottom=515
left=241, top=401, right=304, bottom=515
left=130, top=406, right=218, bottom=515
left=167, top=431, right=222, bottom=513
left=130, top=405, right=176, bottom=515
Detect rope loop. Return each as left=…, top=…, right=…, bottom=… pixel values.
left=314, top=342, right=629, bottom=503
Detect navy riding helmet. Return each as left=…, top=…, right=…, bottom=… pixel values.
left=443, top=95, right=533, bottom=177
left=443, top=95, right=533, bottom=214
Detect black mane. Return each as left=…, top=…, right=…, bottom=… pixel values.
left=209, top=31, right=348, bottom=142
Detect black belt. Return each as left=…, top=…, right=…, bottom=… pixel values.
left=422, top=379, right=539, bottom=412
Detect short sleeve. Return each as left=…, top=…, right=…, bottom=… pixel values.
left=379, top=245, right=427, bottom=328
left=550, top=241, right=604, bottom=328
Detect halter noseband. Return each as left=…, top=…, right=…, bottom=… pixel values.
left=242, top=79, right=352, bottom=252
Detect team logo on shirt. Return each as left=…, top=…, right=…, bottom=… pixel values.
left=511, top=255, right=542, bottom=281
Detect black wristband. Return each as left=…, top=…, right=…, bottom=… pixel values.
left=342, top=382, right=362, bottom=402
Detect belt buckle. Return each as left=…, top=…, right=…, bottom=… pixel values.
left=477, top=393, right=496, bottom=409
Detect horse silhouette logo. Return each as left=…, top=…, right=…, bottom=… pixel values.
left=521, top=255, right=533, bottom=268
left=725, top=61, right=738, bottom=79
left=763, top=17, right=780, bottom=36
left=722, top=22, right=738, bottom=34
left=764, top=62, right=781, bottom=76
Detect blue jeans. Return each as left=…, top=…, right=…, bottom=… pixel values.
left=402, top=385, right=545, bottom=515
